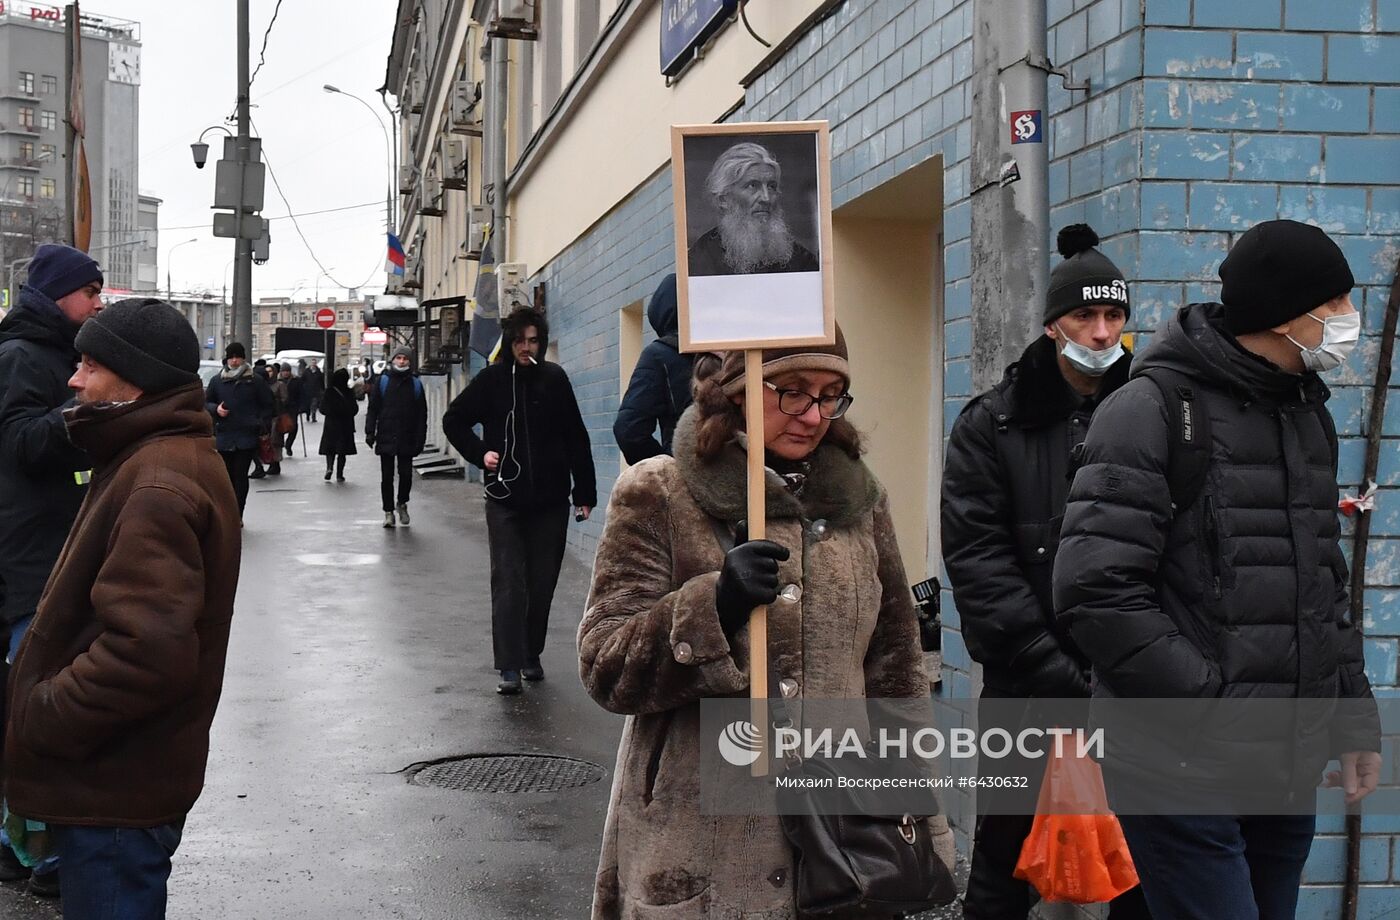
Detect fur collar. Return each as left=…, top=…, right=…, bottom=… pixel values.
left=671, top=406, right=881, bottom=526
left=1003, top=335, right=1131, bottom=426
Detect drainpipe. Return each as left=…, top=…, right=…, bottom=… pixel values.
left=489, top=35, right=510, bottom=261
left=968, top=0, right=1050, bottom=392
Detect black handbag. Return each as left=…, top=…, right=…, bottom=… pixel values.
left=772, top=702, right=958, bottom=918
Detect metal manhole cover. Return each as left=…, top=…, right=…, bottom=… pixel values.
left=408, top=754, right=606, bottom=793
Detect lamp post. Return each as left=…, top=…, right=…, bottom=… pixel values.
left=166, top=237, right=199, bottom=303
left=323, top=85, right=393, bottom=239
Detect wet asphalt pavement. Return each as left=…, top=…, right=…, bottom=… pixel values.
left=0, top=422, right=979, bottom=919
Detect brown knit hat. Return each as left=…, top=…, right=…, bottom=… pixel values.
left=717, top=325, right=850, bottom=397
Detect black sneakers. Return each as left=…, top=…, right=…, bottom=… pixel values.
left=497, top=670, right=522, bottom=694
left=522, top=664, right=545, bottom=682
left=28, top=867, right=58, bottom=898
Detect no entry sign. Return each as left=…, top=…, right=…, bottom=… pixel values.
left=315, top=307, right=337, bottom=329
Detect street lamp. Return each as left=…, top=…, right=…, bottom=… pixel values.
left=166, top=237, right=199, bottom=302
left=323, top=85, right=394, bottom=237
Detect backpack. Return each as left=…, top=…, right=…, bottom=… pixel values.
left=378, top=373, right=424, bottom=399
left=1135, top=367, right=1339, bottom=514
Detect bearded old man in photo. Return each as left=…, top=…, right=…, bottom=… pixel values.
left=688, top=141, right=819, bottom=276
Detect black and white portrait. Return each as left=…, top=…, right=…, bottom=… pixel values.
left=672, top=123, right=834, bottom=351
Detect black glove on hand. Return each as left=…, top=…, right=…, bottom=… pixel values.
left=715, top=523, right=790, bottom=637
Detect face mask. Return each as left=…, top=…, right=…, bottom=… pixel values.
left=1286, top=311, right=1360, bottom=373
left=1055, top=324, right=1124, bottom=377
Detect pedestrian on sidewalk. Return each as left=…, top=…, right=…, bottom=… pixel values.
left=444, top=307, right=596, bottom=694
left=5, top=297, right=242, bottom=919
left=0, top=242, right=104, bottom=897
left=304, top=358, right=325, bottom=422
left=941, top=224, right=1149, bottom=920
left=205, top=342, right=274, bottom=517
left=1054, top=220, right=1381, bottom=918
left=612, top=274, right=693, bottom=465
left=318, top=367, right=358, bottom=482
left=277, top=364, right=303, bottom=458
left=578, top=329, right=952, bottom=918
left=248, top=359, right=270, bottom=479
left=365, top=347, right=427, bottom=528
left=266, top=364, right=291, bottom=475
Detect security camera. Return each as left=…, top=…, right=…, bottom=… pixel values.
left=190, top=142, right=209, bottom=169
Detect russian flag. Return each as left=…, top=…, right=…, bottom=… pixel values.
left=386, top=233, right=406, bottom=275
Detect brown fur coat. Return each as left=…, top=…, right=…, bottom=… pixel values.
left=579, top=409, right=949, bottom=919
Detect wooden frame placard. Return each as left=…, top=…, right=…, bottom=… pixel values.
left=671, top=120, right=836, bottom=354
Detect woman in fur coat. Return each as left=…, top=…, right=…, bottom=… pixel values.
left=579, top=330, right=952, bottom=919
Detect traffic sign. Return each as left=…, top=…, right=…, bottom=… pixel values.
left=362, top=328, right=387, bottom=345
left=315, top=307, right=337, bottom=329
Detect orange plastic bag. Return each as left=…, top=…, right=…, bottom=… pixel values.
left=1012, top=744, right=1140, bottom=903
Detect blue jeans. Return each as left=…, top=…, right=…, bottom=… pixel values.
left=2, top=614, right=58, bottom=877
left=1116, top=813, right=1315, bottom=920
left=53, top=820, right=185, bottom=920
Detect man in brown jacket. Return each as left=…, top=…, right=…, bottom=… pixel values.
left=4, top=297, right=241, bottom=918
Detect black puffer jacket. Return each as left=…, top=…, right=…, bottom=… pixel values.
left=0, top=289, right=90, bottom=625
left=1054, top=304, right=1379, bottom=787
left=941, top=335, right=1130, bottom=697
left=613, top=275, right=693, bottom=464
left=365, top=370, right=427, bottom=457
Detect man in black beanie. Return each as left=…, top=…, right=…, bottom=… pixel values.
left=1054, top=222, right=1380, bottom=917
left=6, top=297, right=242, bottom=918
left=0, top=242, right=104, bottom=893
left=942, top=225, right=1148, bottom=919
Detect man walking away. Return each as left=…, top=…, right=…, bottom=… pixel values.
left=1054, top=219, right=1381, bottom=918
left=942, top=225, right=1149, bottom=920
left=366, top=347, right=427, bottom=527
left=318, top=367, right=358, bottom=482
left=0, top=242, right=104, bottom=897
left=613, top=274, right=694, bottom=465
left=205, top=342, right=273, bottom=519
left=5, top=297, right=242, bottom=919
left=443, top=307, right=597, bottom=695
left=303, top=358, right=325, bottom=422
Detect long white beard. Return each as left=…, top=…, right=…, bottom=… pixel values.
left=718, top=211, right=796, bottom=273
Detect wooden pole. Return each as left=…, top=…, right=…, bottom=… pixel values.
left=745, top=350, right=769, bottom=777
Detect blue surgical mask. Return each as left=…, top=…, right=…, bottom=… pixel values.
left=1055, top=325, right=1124, bottom=377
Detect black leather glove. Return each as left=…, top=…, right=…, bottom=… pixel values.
left=715, top=522, right=790, bottom=637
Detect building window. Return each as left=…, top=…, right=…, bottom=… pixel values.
left=40, top=143, right=54, bottom=160
left=269, top=312, right=279, bottom=323
left=40, top=75, right=56, bottom=94
left=17, top=176, right=32, bottom=196
left=19, top=141, right=32, bottom=161
left=17, top=107, right=33, bottom=128
left=39, top=111, right=56, bottom=130
left=17, top=72, right=33, bottom=95
left=40, top=178, right=54, bottom=198
left=576, top=0, right=600, bottom=63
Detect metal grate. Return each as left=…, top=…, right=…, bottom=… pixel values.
left=408, top=754, right=606, bottom=793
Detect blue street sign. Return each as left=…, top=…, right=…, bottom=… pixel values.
left=661, top=0, right=736, bottom=77
left=206, top=337, right=216, bottom=348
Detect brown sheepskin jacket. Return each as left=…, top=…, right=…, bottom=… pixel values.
left=5, top=384, right=241, bottom=826
left=579, top=409, right=949, bottom=919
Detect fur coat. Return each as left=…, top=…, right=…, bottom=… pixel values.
left=579, top=408, right=951, bottom=919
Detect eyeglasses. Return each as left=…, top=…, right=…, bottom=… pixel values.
left=764, top=381, right=854, bottom=419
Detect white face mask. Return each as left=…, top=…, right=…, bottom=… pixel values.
left=1286, top=310, right=1361, bottom=373
left=1055, top=324, right=1124, bottom=377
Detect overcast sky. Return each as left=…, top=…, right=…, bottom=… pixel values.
left=95, top=0, right=397, bottom=302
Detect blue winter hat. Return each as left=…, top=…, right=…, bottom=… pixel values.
left=27, top=243, right=103, bottom=302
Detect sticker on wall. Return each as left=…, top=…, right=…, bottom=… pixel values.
left=1010, top=110, right=1043, bottom=144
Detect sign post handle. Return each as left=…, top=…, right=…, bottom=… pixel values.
left=744, top=349, right=769, bottom=777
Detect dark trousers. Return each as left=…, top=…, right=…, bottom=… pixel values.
left=963, top=692, right=1151, bottom=920
left=380, top=454, right=413, bottom=511
left=325, top=454, right=347, bottom=477
left=1115, top=813, right=1314, bottom=920
left=220, top=448, right=255, bottom=516
left=53, top=819, right=184, bottom=920
left=284, top=419, right=299, bottom=454
left=485, top=501, right=569, bottom=671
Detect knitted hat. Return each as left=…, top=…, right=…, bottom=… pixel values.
left=1044, top=225, right=1129, bottom=324
left=226, top=341, right=247, bottom=360
left=717, top=325, right=850, bottom=397
left=27, top=243, right=103, bottom=303
left=1220, top=220, right=1355, bottom=335
left=74, top=297, right=200, bottom=395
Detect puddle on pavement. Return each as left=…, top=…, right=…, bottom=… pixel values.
left=295, top=553, right=382, bottom=566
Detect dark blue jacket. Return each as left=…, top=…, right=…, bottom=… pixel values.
left=613, top=275, right=693, bottom=464
left=205, top=365, right=274, bottom=452
left=0, top=287, right=90, bottom=624
left=366, top=370, right=427, bottom=457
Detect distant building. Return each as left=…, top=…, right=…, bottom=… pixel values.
left=0, top=4, right=141, bottom=290
left=134, top=191, right=158, bottom=292
left=252, top=296, right=370, bottom=368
